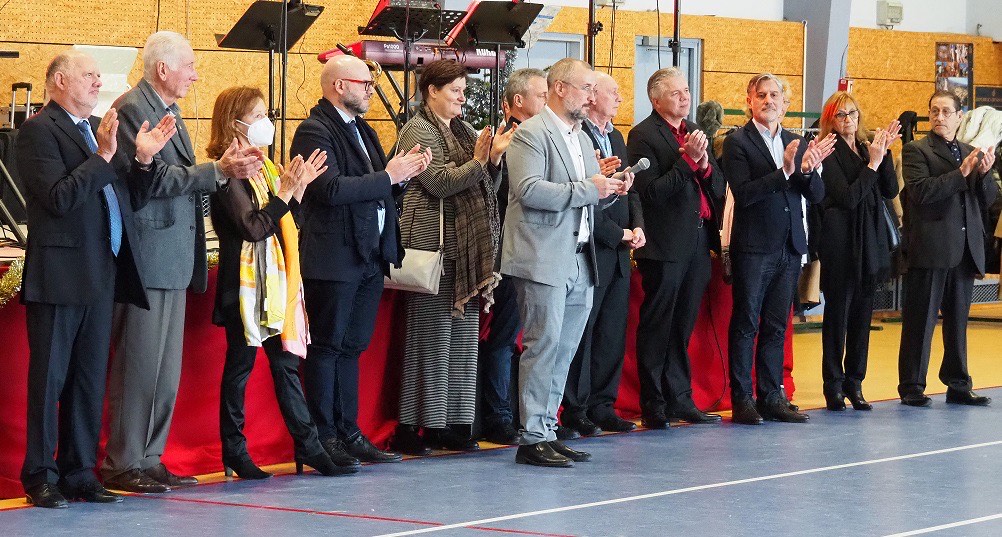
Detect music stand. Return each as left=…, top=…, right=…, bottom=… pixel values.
left=218, top=0, right=323, bottom=162
left=359, top=2, right=466, bottom=122
left=447, top=1, right=542, bottom=127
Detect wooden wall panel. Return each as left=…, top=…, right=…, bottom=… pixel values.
left=0, top=0, right=157, bottom=45
left=849, top=79, right=935, bottom=134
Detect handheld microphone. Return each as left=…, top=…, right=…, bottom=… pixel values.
left=625, top=157, right=650, bottom=175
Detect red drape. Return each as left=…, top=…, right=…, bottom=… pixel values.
left=0, top=260, right=794, bottom=499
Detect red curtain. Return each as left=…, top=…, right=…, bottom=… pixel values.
left=0, top=260, right=794, bottom=499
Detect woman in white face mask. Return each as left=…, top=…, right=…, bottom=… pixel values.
left=205, top=86, right=346, bottom=479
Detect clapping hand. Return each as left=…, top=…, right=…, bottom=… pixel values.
left=473, top=127, right=494, bottom=166
left=291, top=149, right=328, bottom=201
left=799, top=133, right=837, bottom=174
left=866, top=120, right=903, bottom=170
left=219, top=138, right=265, bottom=179
left=977, top=145, right=997, bottom=176
left=680, top=129, right=708, bottom=164
left=276, top=157, right=304, bottom=203
left=135, top=114, right=177, bottom=166
left=596, top=150, right=622, bottom=176
left=490, top=124, right=516, bottom=165
left=95, top=108, right=119, bottom=163
left=385, top=144, right=431, bottom=185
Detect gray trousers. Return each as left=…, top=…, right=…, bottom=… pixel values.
left=101, top=288, right=187, bottom=478
left=513, top=252, right=594, bottom=445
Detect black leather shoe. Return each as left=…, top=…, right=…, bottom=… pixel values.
left=844, top=388, right=873, bottom=411
left=548, top=440, right=591, bottom=462
left=901, top=393, right=932, bottom=407
left=670, top=406, right=723, bottom=424
left=345, top=434, right=403, bottom=463
left=144, top=463, right=197, bottom=488
left=223, top=455, right=272, bottom=479
left=390, top=425, right=432, bottom=456
left=946, top=389, right=992, bottom=406
left=641, top=413, right=669, bottom=430
left=60, top=482, right=123, bottom=503
left=515, top=443, right=573, bottom=468
left=555, top=425, right=582, bottom=440
left=758, top=397, right=810, bottom=423
left=105, top=469, right=170, bottom=493
left=824, top=390, right=847, bottom=411
left=25, top=483, right=68, bottom=509
left=483, top=421, right=520, bottom=445
left=425, top=428, right=480, bottom=451
left=296, top=450, right=357, bottom=476
left=592, top=415, right=637, bottom=432
left=731, top=398, right=764, bottom=425
left=561, top=414, right=603, bottom=437
left=321, top=438, right=362, bottom=468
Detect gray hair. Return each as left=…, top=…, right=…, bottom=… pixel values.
left=503, top=68, right=546, bottom=107
left=44, top=50, right=88, bottom=91
left=546, top=58, right=591, bottom=89
left=746, top=73, right=785, bottom=95
left=142, top=31, right=191, bottom=80
left=647, top=67, right=685, bottom=102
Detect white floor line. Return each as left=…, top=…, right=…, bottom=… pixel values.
left=372, top=439, right=1002, bottom=537
left=882, top=513, right=1002, bottom=536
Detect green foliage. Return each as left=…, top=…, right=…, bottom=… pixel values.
left=463, top=50, right=518, bottom=129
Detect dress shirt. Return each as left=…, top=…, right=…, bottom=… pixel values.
left=545, top=105, right=590, bottom=244
left=753, top=118, right=809, bottom=263
left=335, top=105, right=385, bottom=235
left=666, top=120, right=713, bottom=219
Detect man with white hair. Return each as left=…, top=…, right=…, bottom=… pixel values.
left=102, top=31, right=263, bottom=493
left=18, top=49, right=175, bottom=507
left=290, top=55, right=429, bottom=466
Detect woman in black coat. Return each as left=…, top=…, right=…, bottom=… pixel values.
left=817, top=91, right=901, bottom=411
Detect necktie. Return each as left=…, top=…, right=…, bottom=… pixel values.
left=948, top=140, right=962, bottom=163
left=349, top=119, right=385, bottom=238
left=76, top=119, right=123, bottom=256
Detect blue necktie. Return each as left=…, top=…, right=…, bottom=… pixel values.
left=349, top=119, right=385, bottom=234
left=76, top=119, right=123, bottom=256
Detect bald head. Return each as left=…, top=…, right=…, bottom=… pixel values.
left=45, top=49, right=102, bottom=117
left=589, top=72, right=621, bottom=127
left=321, top=55, right=375, bottom=116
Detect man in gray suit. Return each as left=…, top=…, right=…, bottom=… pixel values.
left=102, top=31, right=263, bottom=493
left=503, top=58, right=629, bottom=467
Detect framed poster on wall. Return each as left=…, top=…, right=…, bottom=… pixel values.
left=935, top=42, right=973, bottom=111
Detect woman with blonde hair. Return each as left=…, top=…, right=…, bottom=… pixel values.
left=207, top=86, right=348, bottom=478
left=817, top=91, right=901, bottom=411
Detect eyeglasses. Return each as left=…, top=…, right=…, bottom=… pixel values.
left=929, top=107, right=958, bottom=118
left=835, top=109, right=859, bottom=121
left=560, top=80, right=597, bottom=94
left=340, top=78, right=374, bottom=91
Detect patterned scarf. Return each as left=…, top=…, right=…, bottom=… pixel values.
left=418, top=105, right=501, bottom=318
left=238, top=158, right=310, bottom=356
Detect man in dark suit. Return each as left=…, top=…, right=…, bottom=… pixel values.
left=722, top=73, right=834, bottom=424
left=18, top=50, right=174, bottom=508
left=290, top=55, right=430, bottom=465
left=898, top=90, right=998, bottom=407
left=102, top=31, right=264, bottom=494
left=627, top=68, right=725, bottom=429
left=479, top=68, right=548, bottom=446
left=561, top=71, right=644, bottom=437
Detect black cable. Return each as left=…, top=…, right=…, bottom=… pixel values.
left=608, top=2, right=616, bottom=75
left=155, top=0, right=161, bottom=31
left=295, top=37, right=308, bottom=118
left=704, top=293, right=729, bottom=412
left=0, top=0, right=13, bottom=14
left=656, top=1, right=662, bottom=69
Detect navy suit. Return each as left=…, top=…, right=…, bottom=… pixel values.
left=722, top=120, right=823, bottom=401
left=290, top=98, right=402, bottom=443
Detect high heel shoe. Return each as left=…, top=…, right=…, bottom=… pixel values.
left=295, top=451, right=358, bottom=476
left=845, top=388, right=873, bottom=411
left=222, top=455, right=272, bottom=480
left=824, top=390, right=847, bottom=411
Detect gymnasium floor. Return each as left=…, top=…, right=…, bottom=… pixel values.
left=2, top=309, right=1001, bottom=536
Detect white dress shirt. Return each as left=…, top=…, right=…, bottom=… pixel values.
left=544, top=105, right=590, bottom=245
left=752, top=119, right=809, bottom=263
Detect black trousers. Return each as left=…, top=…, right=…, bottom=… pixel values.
left=635, top=228, right=712, bottom=416
left=22, top=296, right=113, bottom=489
left=728, top=244, right=801, bottom=400
left=820, top=264, right=877, bottom=393
left=898, top=252, right=976, bottom=397
left=563, top=260, right=632, bottom=421
left=478, top=274, right=521, bottom=428
left=219, top=310, right=324, bottom=460
left=302, top=262, right=384, bottom=442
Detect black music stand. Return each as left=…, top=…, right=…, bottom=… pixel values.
left=218, top=0, right=323, bottom=162
left=448, top=1, right=542, bottom=127
left=359, top=2, right=466, bottom=122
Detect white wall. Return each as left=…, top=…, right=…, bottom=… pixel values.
left=968, top=0, right=1002, bottom=40
left=460, top=0, right=785, bottom=21
left=850, top=0, right=968, bottom=34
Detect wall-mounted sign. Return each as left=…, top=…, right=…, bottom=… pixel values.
left=975, top=86, right=1002, bottom=109
left=935, top=42, right=974, bottom=111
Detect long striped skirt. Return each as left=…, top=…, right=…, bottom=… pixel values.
left=399, top=259, right=480, bottom=428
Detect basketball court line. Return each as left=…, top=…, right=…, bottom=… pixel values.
left=881, top=513, right=1002, bottom=536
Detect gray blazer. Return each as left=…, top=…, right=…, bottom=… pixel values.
left=113, top=79, right=218, bottom=292
left=501, top=108, right=608, bottom=287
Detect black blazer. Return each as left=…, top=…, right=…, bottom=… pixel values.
left=17, top=102, right=153, bottom=309
left=818, top=136, right=899, bottom=278
left=628, top=112, right=725, bottom=262
left=291, top=98, right=404, bottom=281
left=901, top=132, right=999, bottom=275
left=582, top=122, right=644, bottom=285
left=722, top=120, right=824, bottom=256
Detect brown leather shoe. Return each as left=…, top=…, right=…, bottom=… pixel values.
left=144, top=463, right=197, bottom=487
left=104, top=469, right=170, bottom=493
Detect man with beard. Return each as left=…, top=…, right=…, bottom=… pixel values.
left=290, top=55, right=430, bottom=467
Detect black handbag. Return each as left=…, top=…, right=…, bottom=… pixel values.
left=881, top=201, right=901, bottom=252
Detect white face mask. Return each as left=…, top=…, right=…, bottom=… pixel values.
left=236, top=117, right=275, bottom=147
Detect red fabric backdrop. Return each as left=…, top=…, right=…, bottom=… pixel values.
left=0, top=260, right=794, bottom=499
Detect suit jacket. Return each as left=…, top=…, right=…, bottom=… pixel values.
left=17, top=101, right=154, bottom=309
left=627, top=112, right=725, bottom=262
left=901, top=132, right=999, bottom=275
left=582, top=122, right=644, bottom=286
left=501, top=108, right=609, bottom=287
left=291, top=98, right=402, bottom=281
left=113, top=78, right=218, bottom=292
left=722, top=120, right=824, bottom=255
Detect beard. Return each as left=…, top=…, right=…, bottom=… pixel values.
left=343, top=92, right=371, bottom=116
left=568, top=103, right=589, bottom=122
